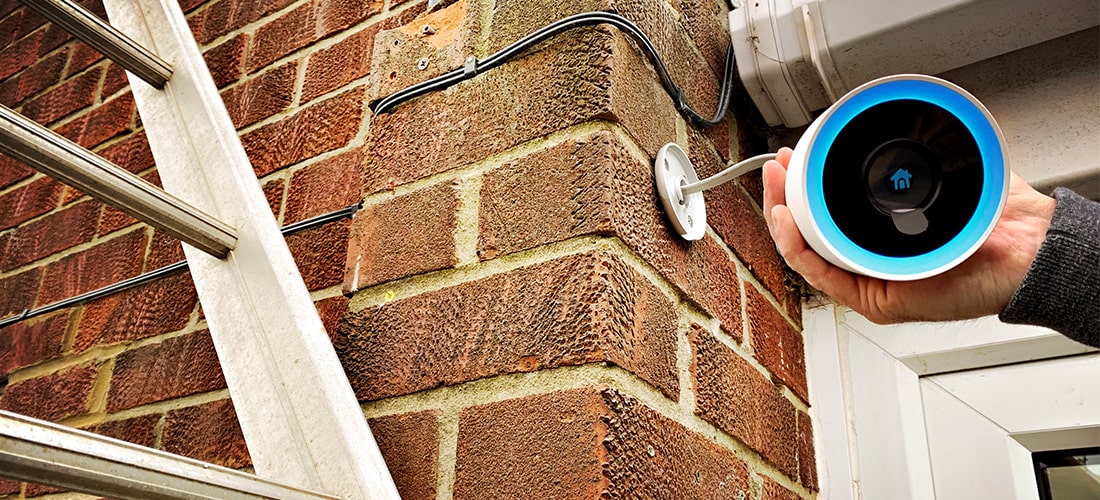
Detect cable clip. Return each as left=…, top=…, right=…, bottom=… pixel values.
left=463, top=56, right=479, bottom=77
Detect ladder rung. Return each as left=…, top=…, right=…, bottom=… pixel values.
left=0, top=104, right=237, bottom=258
left=19, top=0, right=172, bottom=88
left=0, top=410, right=338, bottom=500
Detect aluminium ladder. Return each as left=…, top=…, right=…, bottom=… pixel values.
left=0, top=0, right=400, bottom=498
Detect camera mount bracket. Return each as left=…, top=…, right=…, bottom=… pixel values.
left=654, top=143, right=777, bottom=241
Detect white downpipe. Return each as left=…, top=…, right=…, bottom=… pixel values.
left=731, top=0, right=1100, bottom=127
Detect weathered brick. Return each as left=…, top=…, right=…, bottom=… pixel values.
left=187, top=0, right=295, bottom=45
left=314, top=294, right=348, bottom=341
left=0, top=477, right=18, bottom=495
left=455, top=387, right=750, bottom=499
left=67, top=41, right=105, bottom=77
left=221, top=61, right=296, bottom=129
left=286, top=219, right=350, bottom=290
left=0, top=49, right=67, bottom=107
left=203, top=33, right=247, bottom=88
left=747, top=286, right=807, bottom=403
left=675, top=0, right=731, bottom=74
left=284, top=149, right=362, bottom=223
left=241, top=87, right=364, bottom=176
left=101, top=61, right=130, bottom=97
left=797, top=411, right=818, bottom=491
left=0, top=24, right=70, bottom=82
left=0, top=153, right=34, bottom=189
left=55, top=92, right=135, bottom=149
left=337, top=251, right=678, bottom=401
left=246, top=0, right=383, bottom=73
left=146, top=229, right=185, bottom=269
left=74, top=271, right=197, bottom=352
left=262, top=176, right=283, bottom=218
left=363, top=28, right=677, bottom=193
left=477, top=131, right=743, bottom=336
left=0, top=363, right=98, bottom=421
left=36, top=230, right=147, bottom=306
left=0, top=200, right=98, bottom=271
left=0, top=175, right=64, bottom=229
left=0, top=310, right=68, bottom=376
left=0, top=6, right=45, bottom=47
left=690, top=324, right=798, bottom=478
left=163, top=399, right=251, bottom=468
left=694, top=135, right=787, bottom=300
left=85, top=413, right=159, bottom=448
left=368, top=411, right=439, bottom=500
left=98, top=131, right=155, bottom=174
left=19, top=67, right=100, bottom=125
left=0, top=268, right=40, bottom=318
left=107, top=329, right=226, bottom=411
left=344, top=182, right=456, bottom=291
left=300, top=0, right=426, bottom=103
left=761, top=476, right=801, bottom=500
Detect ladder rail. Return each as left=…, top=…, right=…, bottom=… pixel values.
left=0, top=104, right=237, bottom=258
left=0, top=410, right=338, bottom=500
left=19, top=0, right=172, bottom=88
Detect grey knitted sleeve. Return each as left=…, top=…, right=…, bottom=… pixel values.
left=1000, top=188, right=1100, bottom=348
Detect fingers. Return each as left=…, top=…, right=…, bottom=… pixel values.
left=770, top=204, right=864, bottom=309
left=761, top=147, right=793, bottom=229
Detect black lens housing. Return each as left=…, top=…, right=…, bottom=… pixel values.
left=821, top=99, right=985, bottom=258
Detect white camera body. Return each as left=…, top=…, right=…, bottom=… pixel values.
left=785, top=74, right=1010, bottom=281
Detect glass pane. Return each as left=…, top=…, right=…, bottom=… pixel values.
left=1033, top=447, right=1100, bottom=500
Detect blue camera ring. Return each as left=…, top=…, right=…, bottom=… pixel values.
left=803, top=76, right=1008, bottom=278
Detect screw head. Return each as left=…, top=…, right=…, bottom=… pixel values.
left=417, top=57, right=430, bottom=70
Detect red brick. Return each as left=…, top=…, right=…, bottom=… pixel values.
left=23, top=482, right=65, bottom=497
left=0, top=310, right=68, bottom=375
left=477, top=131, right=744, bottom=337
left=146, top=229, right=185, bottom=269
left=690, top=324, right=798, bottom=478
left=0, top=477, right=18, bottom=495
left=314, top=294, right=348, bottom=341
left=101, top=61, right=130, bottom=97
left=246, top=0, right=383, bottom=73
left=797, top=411, right=818, bottom=491
left=363, top=28, right=677, bottom=193
left=0, top=49, right=67, bottom=107
left=0, top=24, right=70, bottom=82
left=0, top=200, right=98, bottom=271
left=55, top=92, right=135, bottom=149
left=286, top=218, right=349, bottom=290
left=456, top=387, right=750, bottom=499
left=336, top=251, right=678, bottom=401
left=241, top=87, right=364, bottom=176
left=368, top=411, right=439, bottom=500
left=74, top=272, right=197, bottom=352
left=36, top=230, right=147, bottom=306
left=0, top=176, right=64, bottom=229
left=178, top=0, right=207, bottom=14
left=0, top=153, right=34, bottom=189
left=203, top=33, right=247, bottom=88
left=0, top=268, right=40, bottom=318
left=67, top=41, right=105, bottom=77
left=761, top=476, right=801, bottom=500
left=691, top=131, right=788, bottom=301
left=19, top=67, right=100, bottom=125
left=343, top=182, right=456, bottom=291
left=0, top=0, right=18, bottom=18
left=85, top=413, right=159, bottom=447
left=221, top=61, right=296, bottom=129
left=747, top=286, right=807, bottom=403
left=0, top=7, right=45, bottom=47
left=284, top=149, right=362, bottom=223
left=163, top=399, right=251, bottom=468
left=188, top=0, right=296, bottom=45
left=304, top=7, right=435, bottom=105
left=107, top=329, right=227, bottom=411
left=98, top=131, right=155, bottom=174
left=675, top=0, right=731, bottom=75
left=262, top=176, right=283, bottom=218
left=0, top=363, right=98, bottom=421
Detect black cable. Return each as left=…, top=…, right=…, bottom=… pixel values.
left=370, top=11, right=735, bottom=128
left=0, top=203, right=361, bottom=330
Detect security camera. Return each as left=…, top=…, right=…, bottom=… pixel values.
left=655, top=74, right=1010, bottom=281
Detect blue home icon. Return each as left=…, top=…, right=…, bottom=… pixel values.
left=890, top=168, right=913, bottom=192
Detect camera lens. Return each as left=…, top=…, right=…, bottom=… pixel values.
left=821, top=99, right=984, bottom=258
left=863, top=139, right=941, bottom=214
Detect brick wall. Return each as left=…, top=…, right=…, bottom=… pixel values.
left=0, top=0, right=815, bottom=498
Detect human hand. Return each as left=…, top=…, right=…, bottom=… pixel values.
left=762, top=147, right=1057, bottom=324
